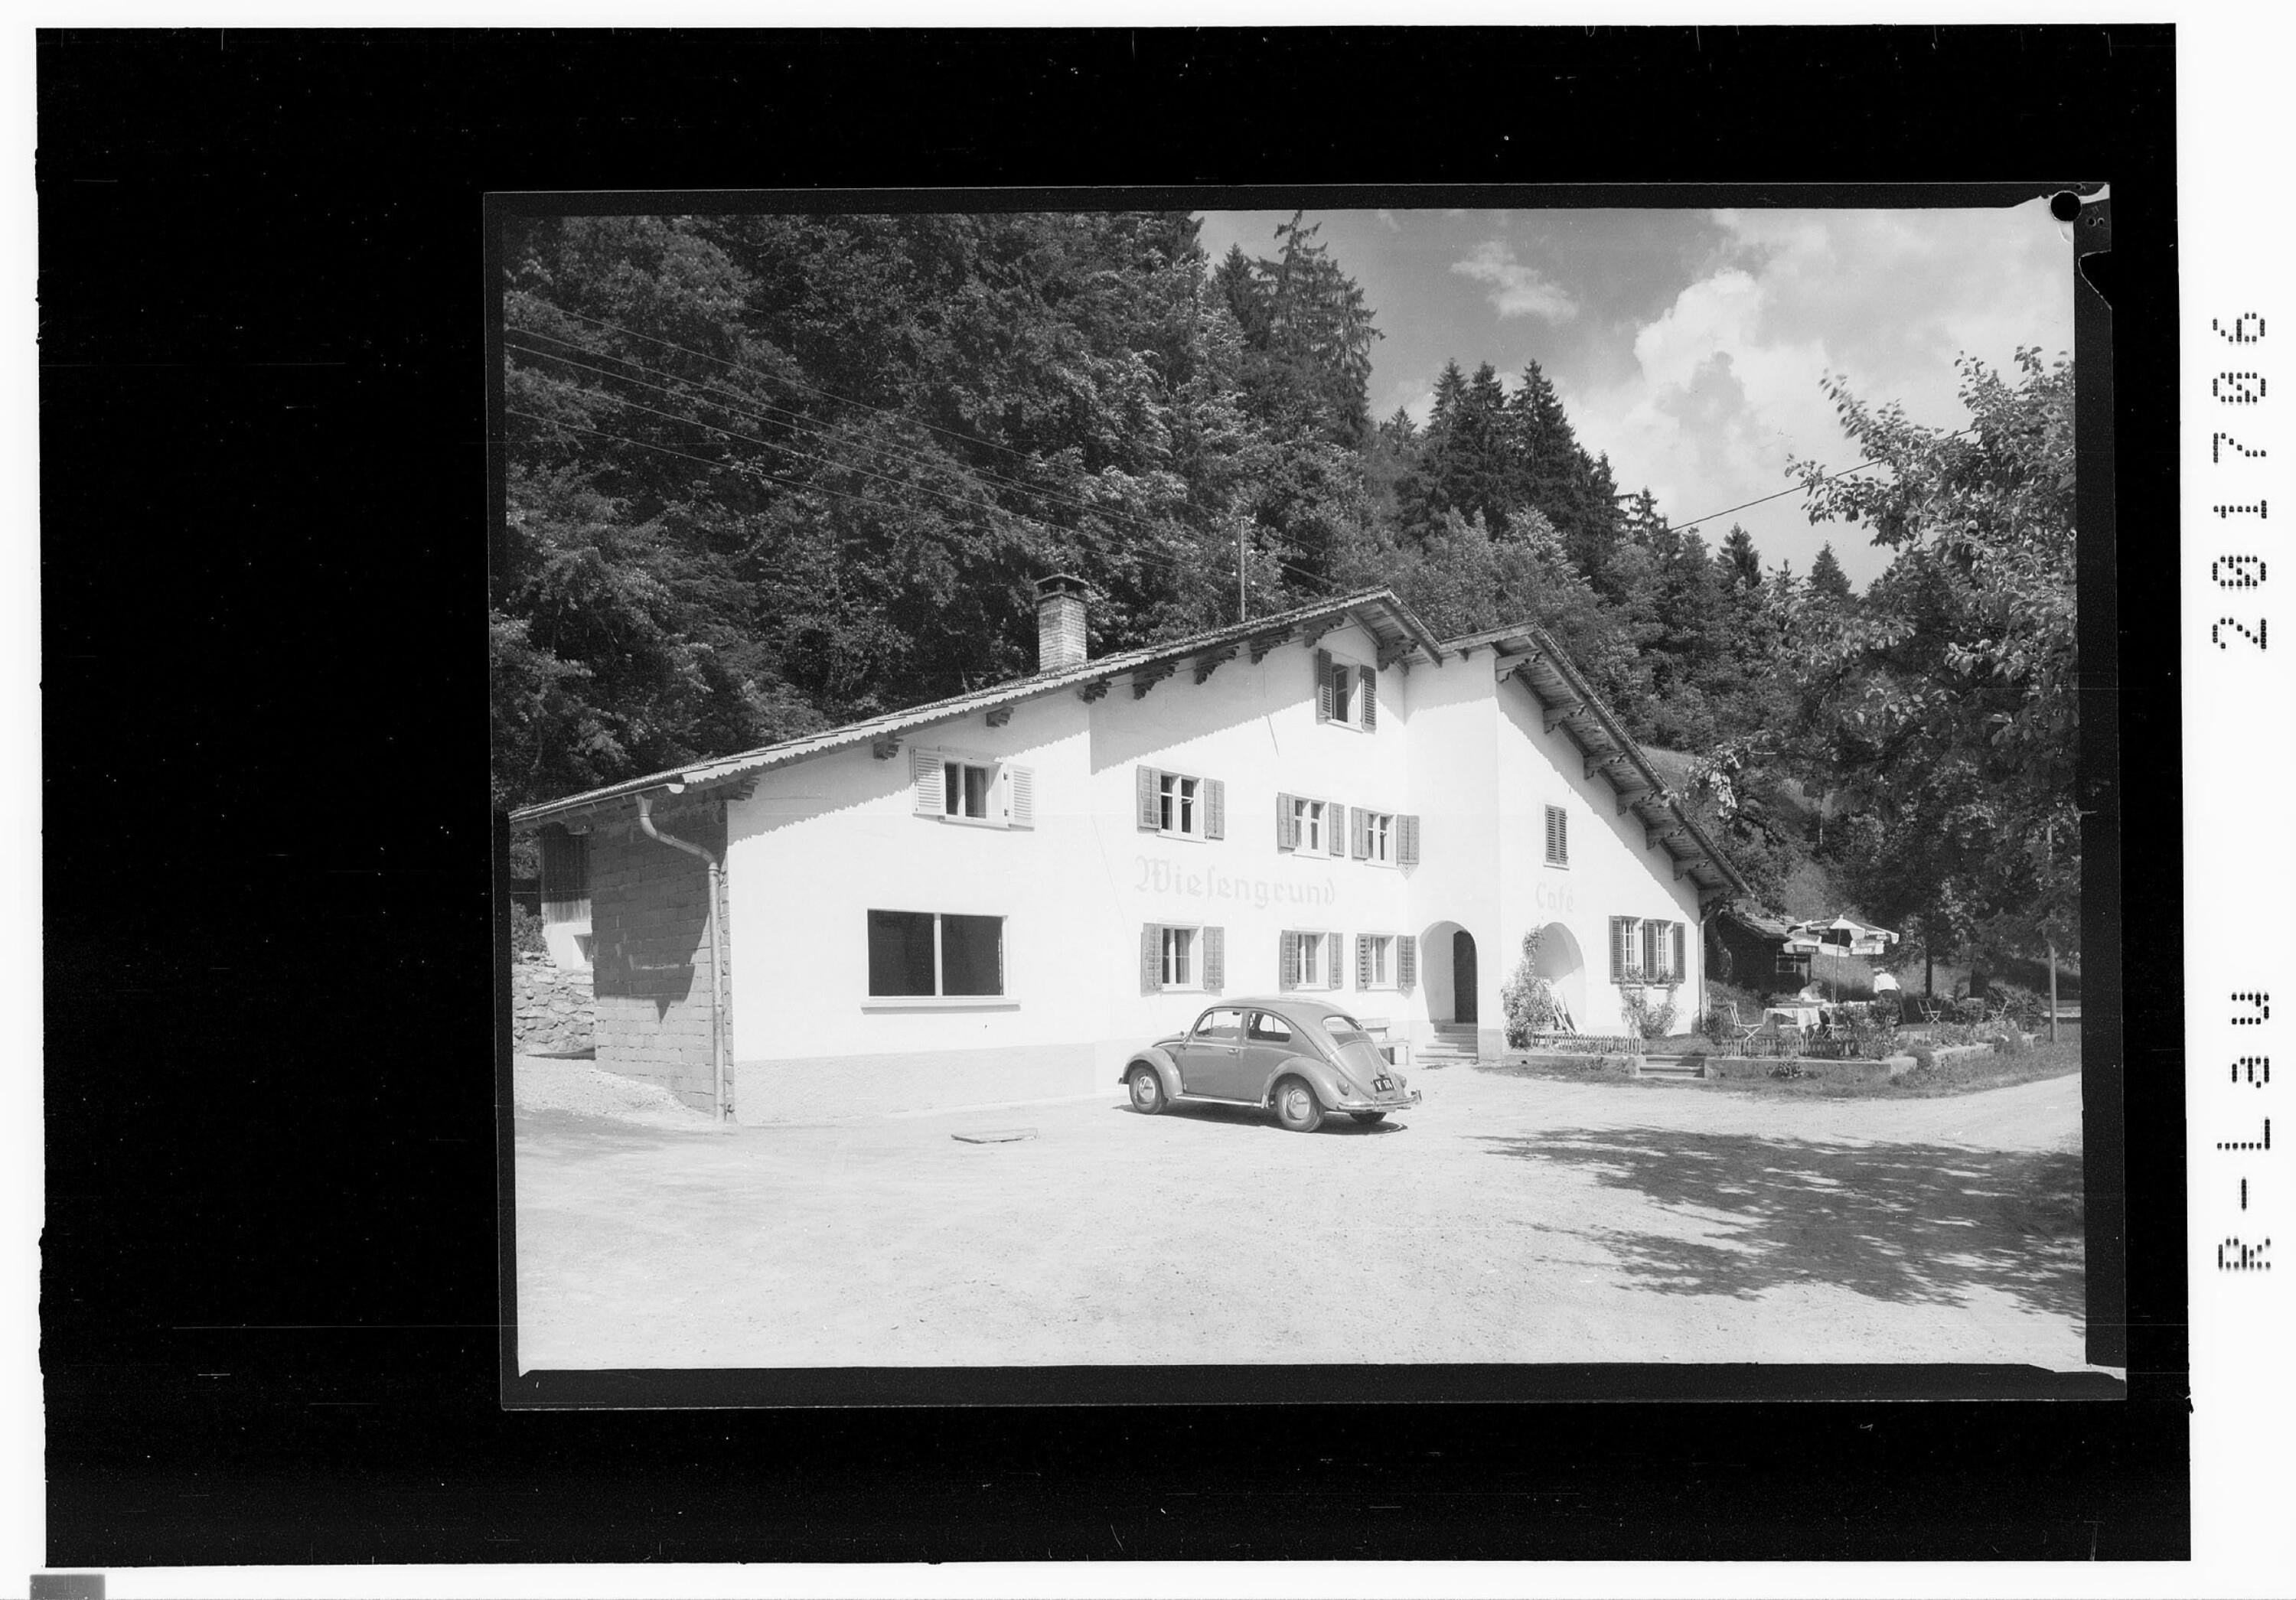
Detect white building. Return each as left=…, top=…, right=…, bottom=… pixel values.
left=510, top=578, right=1750, bottom=1124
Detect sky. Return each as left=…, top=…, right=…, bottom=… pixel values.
left=1195, top=204, right=2075, bottom=591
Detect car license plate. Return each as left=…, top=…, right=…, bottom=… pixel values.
left=1372, top=1075, right=1393, bottom=1093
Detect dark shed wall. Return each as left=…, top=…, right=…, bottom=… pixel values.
left=587, top=804, right=731, bottom=1114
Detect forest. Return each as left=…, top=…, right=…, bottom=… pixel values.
left=493, top=210, right=2079, bottom=982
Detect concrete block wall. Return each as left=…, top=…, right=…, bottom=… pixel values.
left=588, top=803, right=732, bottom=1114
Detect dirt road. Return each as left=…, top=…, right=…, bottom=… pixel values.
left=511, top=1058, right=2091, bottom=1372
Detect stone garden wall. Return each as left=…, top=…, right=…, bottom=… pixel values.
left=511, top=953, right=595, bottom=1055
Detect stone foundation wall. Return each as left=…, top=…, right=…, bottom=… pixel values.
left=511, top=954, right=595, bottom=1054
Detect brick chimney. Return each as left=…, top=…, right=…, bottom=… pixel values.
left=1035, top=573, right=1091, bottom=673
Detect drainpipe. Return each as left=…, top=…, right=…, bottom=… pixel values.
left=637, top=789, right=726, bottom=1123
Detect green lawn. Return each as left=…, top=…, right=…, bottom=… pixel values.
left=1500, top=1035, right=2085, bottom=1099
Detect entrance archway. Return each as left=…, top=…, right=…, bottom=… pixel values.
left=1451, top=929, right=1479, bottom=1025
left=1532, top=921, right=1585, bottom=1032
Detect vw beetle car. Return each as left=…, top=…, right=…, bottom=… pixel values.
left=1120, top=997, right=1421, bottom=1131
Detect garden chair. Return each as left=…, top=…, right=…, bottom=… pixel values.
left=1715, top=1002, right=1761, bottom=1051
left=1914, top=999, right=1945, bottom=1026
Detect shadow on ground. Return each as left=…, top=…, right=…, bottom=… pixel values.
left=1480, top=1130, right=2084, bottom=1317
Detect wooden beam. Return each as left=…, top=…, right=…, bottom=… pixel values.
left=1698, top=888, right=1728, bottom=911
left=1192, top=644, right=1237, bottom=684
left=1616, top=789, right=1652, bottom=817
left=1645, top=823, right=1686, bottom=851
left=1297, top=616, right=1342, bottom=648
left=1543, top=701, right=1582, bottom=733
left=1075, top=679, right=1110, bottom=703
left=870, top=735, right=902, bottom=761
left=1375, top=638, right=1411, bottom=670
left=1583, top=751, right=1618, bottom=780
left=1247, top=627, right=1292, bottom=663
left=985, top=705, right=1013, bottom=728
left=1673, top=858, right=1692, bottom=882
left=1132, top=663, right=1176, bottom=700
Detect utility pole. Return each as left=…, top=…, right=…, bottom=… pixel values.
left=1238, top=517, right=1247, bottom=623
left=2046, top=819, right=2059, bottom=1044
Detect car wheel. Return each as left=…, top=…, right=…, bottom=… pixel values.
left=1127, top=1064, right=1167, bottom=1115
left=1349, top=1112, right=1387, bottom=1125
left=1273, top=1076, right=1323, bottom=1132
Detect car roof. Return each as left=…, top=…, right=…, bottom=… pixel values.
left=1195, top=997, right=1357, bottom=1018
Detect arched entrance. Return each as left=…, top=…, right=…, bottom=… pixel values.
left=1532, top=921, right=1585, bottom=1032
left=1451, top=929, right=1479, bottom=1024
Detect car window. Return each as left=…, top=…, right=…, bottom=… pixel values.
left=1320, top=1013, right=1371, bottom=1044
left=1192, top=1008, right=1244, bottom=1043
left=1247, top=1011, right=1294, bottom=1044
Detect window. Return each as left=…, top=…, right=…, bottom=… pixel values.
left=1193, top=1006, right=1246, bottom=1043
left=1137, top=767, right=1225, bottom=841
left=1313, top=648, right=1378, bottom=732
left=1544, top=805, right=1570, bottom=868
left=1357, top=933, right=1396, bottom=989
left=912, top=749, right=1034, bottom=829
left=868, top=910, right=1005, bottom=998
left=1247, top=1010, right=1293, bottom=1044
left=1355, top=809, right=1395, bottom=864
left=1278, top=793, right=1364, bottom=858
left=1609, top=916, right=1686, bottom=983
left=1282, top=930, right=1342, bottom=991
left=1142, top=923, right=1224, bottom=993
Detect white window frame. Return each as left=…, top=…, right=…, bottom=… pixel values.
left=1160, top=924, right=1202, bottom=991
left=1158, top=769, right=1204, bottom=841
left=1362, top=932, right=1396, bottom=989
left=1290, top=795, right=1345, bottom=858
left=1325, top=653, right=1374, bottom=732
left=862, top=908, right=1013, bottom=1009
left=1362, top=810, right=1395, bottom=865
left=1292, top=929, right=1341, bottom=990
left=917, top=746, right=1032, bottom=831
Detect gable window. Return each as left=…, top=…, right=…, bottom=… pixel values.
left=1281, top=929, right=1342, bottom=991
left=1313, top=648, right=1378, bottom=732
left=868, top=910, right=1005, bottom=998
left=1137, top=766, right=1225, bottom=842
left=1544, top=805, right=1570, bottom=868
left=912, top=748, right=1034, bottom=829
left=1141, top=923, right=1225, bottom=993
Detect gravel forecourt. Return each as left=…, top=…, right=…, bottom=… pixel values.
left=511, top=1054, right=2093, bottom=1373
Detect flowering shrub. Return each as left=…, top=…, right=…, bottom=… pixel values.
left=1617, top=967, right=1679, bottom=1040
left=1501, top=928, right=1569, bottom=1047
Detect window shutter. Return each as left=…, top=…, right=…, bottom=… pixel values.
left=1670, top=921, right=1686, bottom=981
left=1137, top=766, right=1159, bottom=830
left=1315, top=649, right=1335, bottom=722
left=1280, top=930, right=1300, bottom=990
left=1610, top=917, right=1628, bottom=982
left=1204, top=777, right=1225, bottom=840
left=1203, top=927, right=1225, bottom=993
left=1642, top=920, right=1662, bottom=976
left=1326, top=934, right=1343, bottom=989
left=1276, top=792, right=1297, bottom=849
left=1356, top=934, right=1371, bottom=989
left=1142, top=925, right=1163, bottom=993
left=912, top=748, right=941, bottom=816
left=1006, top=765, right=1035, bottom=829
left=1351, top=807, right=1369, bottom=859
left=1397, top=935, right=1417, bottom=993
left=1358, top=665, right=1377, bottom=730
left=1557, top=807, right=1568, bottom=865
left=1398, top=813, right=1420, bottom=868
left=1330, top=803, right=1347, bottom=849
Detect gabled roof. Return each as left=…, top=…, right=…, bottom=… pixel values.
left=510, top=588, right=1444, bottom=830
left=1440, top=620, right=1754, bottom=901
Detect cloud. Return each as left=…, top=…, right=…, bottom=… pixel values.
left=1450, top=240, right=1578, bottom=323
left=1557, top=204, right=2070, bottom=582
left=1375, top=209, right=1401, bottom=231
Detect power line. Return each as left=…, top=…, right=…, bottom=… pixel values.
left=535, top=301, right=1046, bottom=468
left=1668, top=425, right=1978, bottom=535
left=507, top=324, right=1128, bottom=529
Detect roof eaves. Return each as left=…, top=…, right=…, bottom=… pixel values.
left=508, top=588, right=1443, bottom=829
